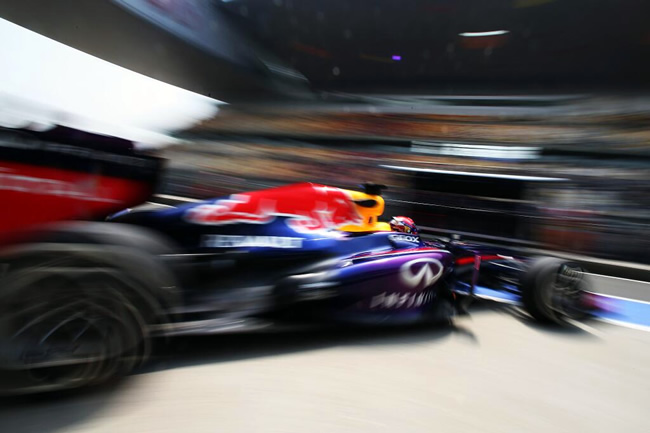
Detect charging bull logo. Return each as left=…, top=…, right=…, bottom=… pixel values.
left=185, top=183, right=362, bottom=233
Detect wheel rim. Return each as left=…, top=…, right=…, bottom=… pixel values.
left=0, top=275, right=142, bottom=393
left=547, top=263, right=587, bottom=320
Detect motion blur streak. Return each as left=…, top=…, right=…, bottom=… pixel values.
left=0, top=18, right=222, bottom=146
left=1, top=1, right=650, bottom=432
left=458, top=30, right=510, bottom=37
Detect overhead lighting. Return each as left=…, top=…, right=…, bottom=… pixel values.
left=391, top=55, right=402, bottom=61
left=459, top=30, right=510, bottom=37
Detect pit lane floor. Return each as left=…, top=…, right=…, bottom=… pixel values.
left=2, top=296, right=649, bottom=433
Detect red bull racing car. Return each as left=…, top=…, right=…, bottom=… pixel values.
left=0, top=182, right=593, bottom=394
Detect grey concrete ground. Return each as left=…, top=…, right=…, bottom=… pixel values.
left=1, top=305, right=649, bottom=433
left=589, top=273, right=650, bottom=302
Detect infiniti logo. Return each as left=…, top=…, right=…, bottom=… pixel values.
left=400, top=258, right=444, bottom=289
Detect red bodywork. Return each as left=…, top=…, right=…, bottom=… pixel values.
left=0, top=127, right=161, bottom=244
left=185, top=183, right=363, bottom=232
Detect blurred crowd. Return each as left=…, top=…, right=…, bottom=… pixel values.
left=159, top=131, right=650, bottom=264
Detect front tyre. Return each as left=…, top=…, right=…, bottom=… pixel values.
left=521, top=257, right=591, bottom=324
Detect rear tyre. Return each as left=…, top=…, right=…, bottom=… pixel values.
left=0, top=256, right=152, bottom=395
left=521, top=257, right=590, bottom=324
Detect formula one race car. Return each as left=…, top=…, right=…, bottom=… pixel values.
left=0, top=183, right=592, bottom=394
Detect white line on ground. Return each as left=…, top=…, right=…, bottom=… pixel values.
left=589, top=291, right=650, bottom=305
left=596, top=318, right=650, bottom=333
left=586, top=273, right=650, bottom=286
left=565, top=318, right=608, bottom=338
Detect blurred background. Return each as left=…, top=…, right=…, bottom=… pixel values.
left=3, top=0, right=649, bottom=265
left=1, top=1, right=650, bottom=431
left=1, top=0, right=649, bottom=264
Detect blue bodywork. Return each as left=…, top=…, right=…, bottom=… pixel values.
left=107, top=185, right=594, bottom=330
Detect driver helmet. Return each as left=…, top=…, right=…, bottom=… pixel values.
left=389, top=216, right=418, bottom=235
